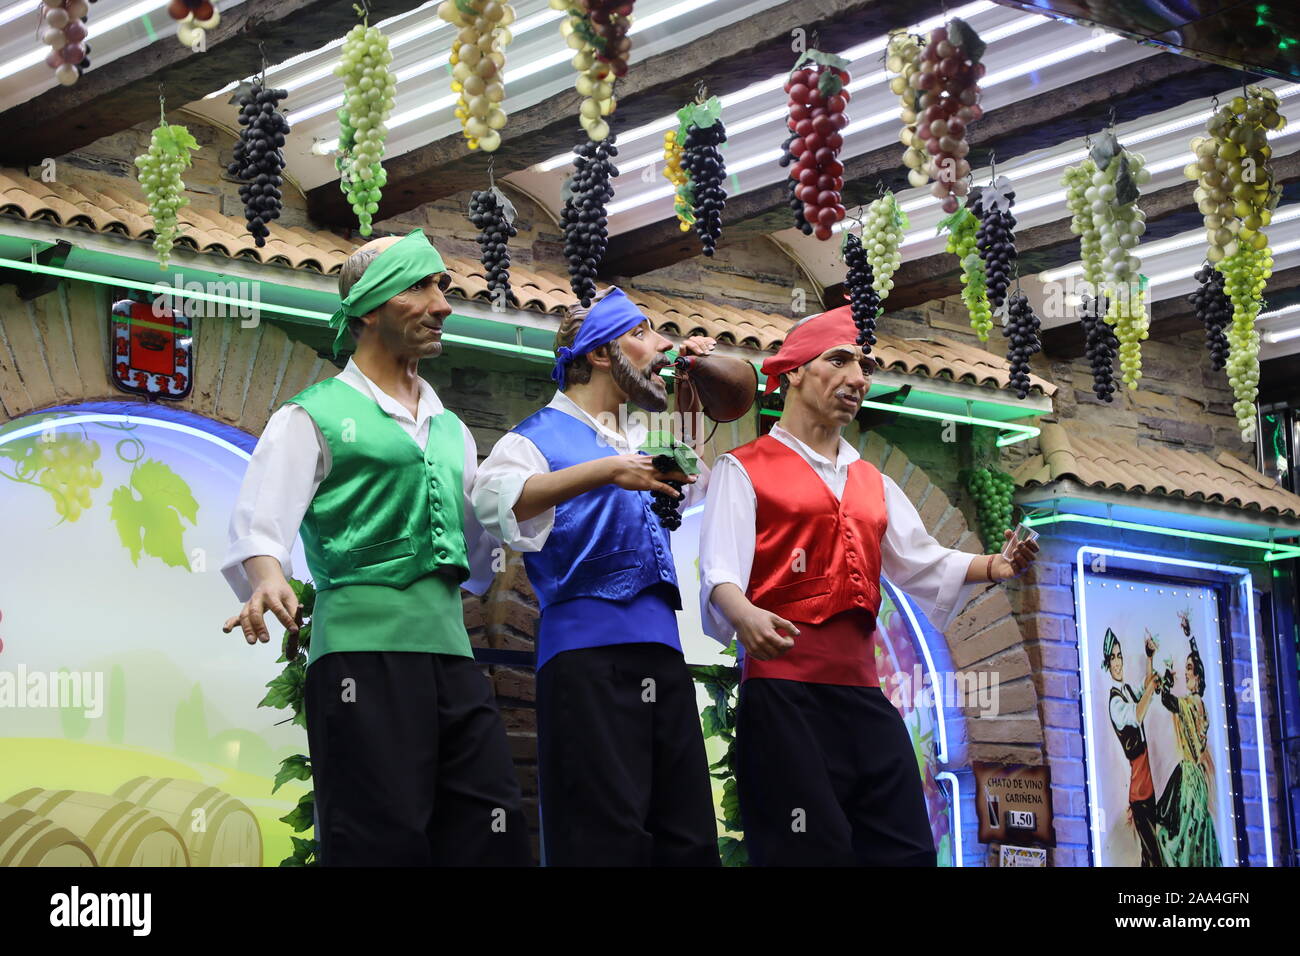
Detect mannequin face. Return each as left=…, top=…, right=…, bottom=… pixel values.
left=788, top=344, right=874, bottom=426
left=592, top=319, right=674, bottom=411
left=360, top=272, right=452, bottom=360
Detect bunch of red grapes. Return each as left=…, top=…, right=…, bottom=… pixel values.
left=913, top=23, right=984, bottom=214
left=784, top=59, right=851, bottom=240
left=588, top=1, right=634, bottom=77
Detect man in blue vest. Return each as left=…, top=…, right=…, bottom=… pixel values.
left=472, top=287, right=720, bottom=866
left=222, top=229, right=530, bottom=866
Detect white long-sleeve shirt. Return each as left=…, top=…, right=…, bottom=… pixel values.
left=471, top=389, right=709, bottom=551
left=699, top=423, right=978, bottom=644
left=221, top=358, right=497, bottom=601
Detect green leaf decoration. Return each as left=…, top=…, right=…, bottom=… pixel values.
left=168, top=124, right=200, bottom=158
left=273, top=754, right=312, bottom=794
left=720, top=776, right=743, bottom=830
left=947, top=18, right=987, bottom=64
left=700, top=703, right=721, bottom=738
left=279, top=791, right=315, bottom=833
left=817, top=69, right=843, bottom=98
left=678, top=96, right=722, bottom=132
left=936, top=203, right=974, bottom=235
left=718, top=835, right=749, bottom=867
left=259, top=660, right=306, bottom=712
left=1089, top=131, right=1120, bottom=169
left=1114, top=154, right=1140, bottom=205
left=108, top=459, right=199, bottom=568
left=793, top=49, right=850, bottom=73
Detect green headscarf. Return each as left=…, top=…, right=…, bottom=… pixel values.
left=328, top=228, right=447, bottom=357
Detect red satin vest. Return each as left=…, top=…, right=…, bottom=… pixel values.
left=729, top=435, right=889, bottom=686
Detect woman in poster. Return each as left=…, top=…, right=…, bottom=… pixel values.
left=1154, top=634, right=1223, bottom=867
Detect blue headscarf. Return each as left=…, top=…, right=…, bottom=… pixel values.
left=552, top=287, right=648, bottom=390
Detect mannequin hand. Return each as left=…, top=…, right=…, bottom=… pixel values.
left=223, top=577, right=300, bottom=645
left=994, top=528, right=1039, bottom=579
left=733, top=604, right=799, bottom=661
left=605, top=453, right=694, bottom=497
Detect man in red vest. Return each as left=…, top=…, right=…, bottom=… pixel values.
left=700, top=307, right=1038, bottom=866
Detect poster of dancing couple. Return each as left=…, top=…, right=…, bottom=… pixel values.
left=1080, top=574, right=1234, bottom=867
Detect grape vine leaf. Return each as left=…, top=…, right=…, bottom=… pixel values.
left=982, top=175, right=1016, bottom=212
left=489, top=186, right=517, bottom=227
left=1089, top=131, right=1120, bottom=169
left=1114, top=155, right=1140, bottom=205
left=936, top=203, right=973, bottom=235
left=108, top=459, right=199, bottom=569
left=793, top=49, right=850, bottom=73
left=947, top=18, right=987, bottom=64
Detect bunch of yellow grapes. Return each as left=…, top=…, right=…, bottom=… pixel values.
left=663, top=129, right=692, bottom=232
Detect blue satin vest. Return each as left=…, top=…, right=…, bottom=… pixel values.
left=513, top=406, right=682, bottom=609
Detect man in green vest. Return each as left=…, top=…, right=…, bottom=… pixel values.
left=221, top=229, right=530, bottom=866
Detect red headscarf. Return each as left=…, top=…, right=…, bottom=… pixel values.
left=761, top=306, right=865, bottom=394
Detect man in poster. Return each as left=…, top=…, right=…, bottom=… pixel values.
left=699, top=308, right=1039, bottom=866
left=220, top=229, right=531, bottom=866
left=1102, top=628, right=1164, bottom=867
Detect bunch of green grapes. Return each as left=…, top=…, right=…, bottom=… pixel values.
left=134, top=121, right=199, bottom=268
left=944, top=205, right=991, bottom=339
left=967, top=467, right=1014, bottom=552
left=862, top=192, right=907, bottom=300
left=551, top=0, right=627, bottom=143
left=1062, top=158, right=1104, bottom=296
left=23, top=434, right=103, bottom=522
left=1220, top=242, right=1272, bottom=440
left=439, top=0, right=514, bottom=152
left=335, top=21, right=397, bottom=236
left=886, top=32, right=927, bottom=188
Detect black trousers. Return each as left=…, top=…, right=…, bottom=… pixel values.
left=1131, top=796, right=1163, bottom=867
left=536, top=642, right=720, bottom=866
left=736, top=679, right=937, bottom=867
left=304, top=651, right=532, bottom=866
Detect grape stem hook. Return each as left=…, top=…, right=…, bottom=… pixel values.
left=1107, top=105, right=1117, bottom=130
left=694, top=78, right=708, bottom=103
left=487, top=154, right=495, bottom=189
left=258, top=41, right=268, bottom=86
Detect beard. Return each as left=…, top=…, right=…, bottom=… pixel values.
left=609, top=341, right=668, bottom=411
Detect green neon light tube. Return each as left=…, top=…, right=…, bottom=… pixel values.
left=0, top=255, right=555, bottom=360
left=760, top=405, right=1040, bottom=446
left=0, top=255, right=1044, bottom=437
left=1022, top=512, right=1300, bottom=561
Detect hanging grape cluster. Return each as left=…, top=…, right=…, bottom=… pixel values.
left=974, top=182, right=1016, bottom=311
left=561, top=134, right=618, bottom=306
left=886, top=32, right=927, bottom=189
left=1002, top=292, right=1041, bottom=400
left=785, top=51, right=851, bottom=240
left=1189, top=264, right=1231, bottom=371
left=967, top=467, right=1014, bottom=553
left=862, top=192, right=906, bottom=303
left=229, top=81, right=290, bottom=248
left=650, top=456, right=683, bottom=531
left=469, top=188, right=517, bottom=308
left=335, top=21, right=396, bottom=237
left=663, top=128, right=693, bottom=233
left=41, top=0, right=92, bottom=84
left=1062, top=159, right=1105, bottom=297
left=554, top=0, right=632, bottom=142
left=914, top=20, right=984, bottom=213
left=682, top=112, right=727, bottom=256
left=1079, top=293, right=1118, bottom=402
left=439, top=0, right=514, bottom=152
left=779, top=133, right=813, bottom=236
left=1186, top=88, right=1286, bottom=440
left=134, top=116, right=200, bottom=269
left=941, top=204, right=992, bottom=340
left=842, top=234, right=879, bottom=351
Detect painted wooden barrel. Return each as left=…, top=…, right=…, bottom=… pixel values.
left=0, top=803, right=97, bottom=867
left=6, top=789, right=189, bottom=867
left=113, top=777, right=262, bottom=867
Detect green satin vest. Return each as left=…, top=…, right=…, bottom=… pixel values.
left=287, top=377, right=472, bottom=664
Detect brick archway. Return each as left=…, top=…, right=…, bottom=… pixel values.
left=0, top=282, right=334, bottom=435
